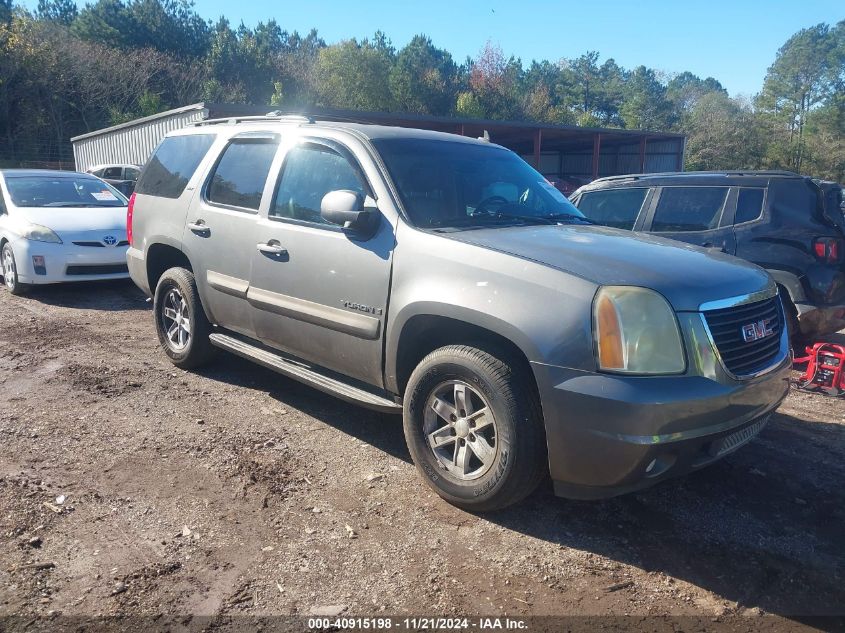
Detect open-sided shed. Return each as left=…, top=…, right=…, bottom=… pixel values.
left=71, top=102, right=685, bottom=183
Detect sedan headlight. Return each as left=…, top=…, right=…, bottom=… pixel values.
left=593, top=286, right=685, bottom=374
left=22, top=224, right=62, bottom=244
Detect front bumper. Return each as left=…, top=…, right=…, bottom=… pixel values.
left=11, top=237, right=129, bottom=284
left=532, top=313, right=792, bottom=500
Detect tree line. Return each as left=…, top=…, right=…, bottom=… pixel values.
left=0, top=0, right=842, bottom=181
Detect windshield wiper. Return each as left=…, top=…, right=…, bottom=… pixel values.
left=42, top=202, right=122, bottom=208
left=473, top=212, right=557, bottom=225
left=544, top=213, right=595, bottom=224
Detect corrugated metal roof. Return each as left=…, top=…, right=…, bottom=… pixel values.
left=70, top=103, right=209, bottom=142
left=72, top=108, right=209, bottom=172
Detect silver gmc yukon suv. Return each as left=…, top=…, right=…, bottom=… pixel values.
left=126, top=115, right=791, bottom=511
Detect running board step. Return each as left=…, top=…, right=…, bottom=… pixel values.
left=209, top=333, right=402, bottom=414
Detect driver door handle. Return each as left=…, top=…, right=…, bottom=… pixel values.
left=187, top=220, right=210, bottom=236
left=257, top=241, right=288, bottom=257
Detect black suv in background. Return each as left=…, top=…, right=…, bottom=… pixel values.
left=570, top=171, right=845, bottom=339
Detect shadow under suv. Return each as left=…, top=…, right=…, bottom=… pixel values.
left=570, top=171, right=845, bottom=339
left=125, top=118, right=791, bottom=510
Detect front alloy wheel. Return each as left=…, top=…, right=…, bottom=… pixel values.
left=403, top=344, right=547, bottom=512
left=424, top=380, right=498, bottom=480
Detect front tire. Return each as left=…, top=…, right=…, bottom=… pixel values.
left=153, top=267, right=215, bottom=369
left=1, top=243, right=28, bottom=296
left=403, top=345, right=546, bottom=512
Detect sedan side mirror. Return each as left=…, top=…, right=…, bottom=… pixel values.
left=320, top=190, right=378, bottom=237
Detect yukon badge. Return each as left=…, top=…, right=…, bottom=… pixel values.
left=741, top=318, right=775, bottom=343
left=342, top=300, right=383, bottom=316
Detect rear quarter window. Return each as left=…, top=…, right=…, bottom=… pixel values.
left=734, top=188, right=765, bottom=224
left=135, top=134, right=215, bottom=199
left=575, top=188, right=648, bottom=230
left=652, top=186, right=728, bottom=232
left=206, top=141, right=278, bottom=211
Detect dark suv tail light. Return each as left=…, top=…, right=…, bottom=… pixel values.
left=813, top=237, right=842, bottom=264
left=127, top=193, right=136, bottom=247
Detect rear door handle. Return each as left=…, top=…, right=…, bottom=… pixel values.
left=257, top=241, right=288, bottom=257
left=187, top=220, right=210, bottom=236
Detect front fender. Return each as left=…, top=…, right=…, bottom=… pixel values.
left=384, top=224, right=598, bottom=392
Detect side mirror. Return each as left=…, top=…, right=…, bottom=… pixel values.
left=320, top=190, right=378, bottom=237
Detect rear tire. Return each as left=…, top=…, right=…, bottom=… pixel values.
left=153, top=267, right=216, bottom=369
left=403, top=344, right=546, bottom=512
left=1, top=243, right=28, bottom=296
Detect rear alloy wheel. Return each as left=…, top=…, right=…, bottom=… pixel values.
left=153, top=267, right=215, bottom=369
left=403, top=344, right=547, bottom=512
left=1, top=243, right=27, bottom=296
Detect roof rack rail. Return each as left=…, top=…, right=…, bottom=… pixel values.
left=193, top=113, right=315, bottom=127
left=591, top=169, right=802, bottom=183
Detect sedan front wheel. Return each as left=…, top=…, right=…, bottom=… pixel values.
left=1, top=243, right=27, bottom=296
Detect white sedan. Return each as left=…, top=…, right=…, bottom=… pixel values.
left=0, top=169, right=130, bottom=295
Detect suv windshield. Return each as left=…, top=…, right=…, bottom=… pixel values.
left=5, top=175, right=127, bottom=208
left=373, top=139, right=586, bottom=229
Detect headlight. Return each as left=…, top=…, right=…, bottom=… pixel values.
left=22, top=224, right=62, bottom=244
left=593, top=286, right=685, bottom=374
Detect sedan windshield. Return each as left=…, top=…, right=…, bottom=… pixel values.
left=5, top=175, right=127, bottom=208
left=372, top=139, right=586, bottom=229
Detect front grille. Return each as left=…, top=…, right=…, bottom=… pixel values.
left=703, top=296, right=784, bottom=376
left=66, top=264, right=129, bottom=276
left=72, top=240, right=128, bottom=247
left=716, top=416, right=769, bottom=457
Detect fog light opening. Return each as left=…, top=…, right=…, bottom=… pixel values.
left=32, top=255, right=47, bottom=276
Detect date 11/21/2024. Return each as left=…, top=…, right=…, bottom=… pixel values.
left=306, top=617, right=528, bottom=630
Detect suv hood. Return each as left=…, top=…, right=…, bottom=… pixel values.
left=447, top=224, right=773, bottom=312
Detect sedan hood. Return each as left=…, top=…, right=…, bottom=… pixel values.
left=13, top=206, right=127, bottom=236
left=447, top=224, right=773, bottom=311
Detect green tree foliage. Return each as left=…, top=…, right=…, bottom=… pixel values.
left=1, top=1, right=843, bottom=181
left=620, top=66, right=674, bottom=130
left=36, top=0, right=77, bottom=25
left=757, top=22, right=843, bottom=171
left=684, top=93, right=764, bottom=171
left=0, top=0, right=12, bottom=24
left=71, top=0, right=209, bottom=58
left=466, top=41, right=522, bottom=120
left=315, top=34, right=394, bottom=111
left=389, top=34, right=456, bottom=115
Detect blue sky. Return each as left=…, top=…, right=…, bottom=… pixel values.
left=26, top=0, right=844, bottom=96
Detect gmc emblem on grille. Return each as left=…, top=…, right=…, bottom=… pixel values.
left=741, top=318, right=775, bottom=343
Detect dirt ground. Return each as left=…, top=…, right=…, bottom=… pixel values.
left=0, top=281, right=843, bottom=631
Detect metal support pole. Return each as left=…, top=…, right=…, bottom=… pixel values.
left=591, top=133, right=601, bottom=180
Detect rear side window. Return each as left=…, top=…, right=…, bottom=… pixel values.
left=652, top=186, right=728, bottom=232
left=135, top=134, right=215, bottom=199
left=576, top=188, right=648, bottom=230
left=206, top=141, right=278, bottom=211
left=125, top=167, right=140, bottom=181
left=735, top=188, right=765, bottom=224
left=271, top=145, right=365, bottom=225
